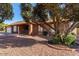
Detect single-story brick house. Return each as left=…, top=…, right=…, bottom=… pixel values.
left=5, top=21, right=79, bottom=37
left=5, top=21, right=39, bottom=35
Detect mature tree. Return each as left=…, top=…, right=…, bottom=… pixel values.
left=0, top=3, right=13, bottom=23
left=21, top=3, right=32, bottom=22
left=21, top=3, right=55, bottom=34
left=0, top=23, right=9, bottom=31
left=21, top=3, right=79, bottom=43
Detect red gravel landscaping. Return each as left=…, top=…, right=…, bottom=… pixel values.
left=0, top=33, right=79, bottom=56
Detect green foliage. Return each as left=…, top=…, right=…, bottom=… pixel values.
left=48, top=33, right=76, bottom=45
left=0, top=23, right=9, bottom=31
left=21, top=3, right=32, bottom=22
left=21, top=3, right=79, bottom=22
left=64, top=33, right=76, bottom=46
left=0, top=4, right=13, bottom=23
left=48, top=36, right=61, bottom=44
left=63, top=4, right=79, bottom=21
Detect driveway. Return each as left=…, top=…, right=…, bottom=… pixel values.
left=0, top=32, right=78, bottom=56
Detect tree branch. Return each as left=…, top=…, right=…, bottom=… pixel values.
left=33, top=21, right=52, bottom=34
left=43, top=22, right=55, bottom=31
left=63, top=22, right=79, bottom=38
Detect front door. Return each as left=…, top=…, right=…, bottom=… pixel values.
left=23, top=25, right=29, bottom=34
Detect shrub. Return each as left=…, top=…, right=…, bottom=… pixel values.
left=64, top=33, right=76, bottom=46
left=48, top=36, right=61, bottom=44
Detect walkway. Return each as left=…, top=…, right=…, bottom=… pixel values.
left=0, top=32, right=78, bottom=56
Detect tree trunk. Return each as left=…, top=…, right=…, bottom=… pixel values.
left=63, top=22, right=79, bottom=39
left=34, top=22, right=53, bottom=35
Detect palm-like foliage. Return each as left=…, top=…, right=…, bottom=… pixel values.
left=0, top=3, right=13, bottom=23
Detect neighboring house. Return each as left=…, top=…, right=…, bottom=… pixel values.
left=5, top=21, right=79, bottom=37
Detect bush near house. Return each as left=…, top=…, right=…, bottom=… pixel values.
left=48, top=35, right=61, bottom=44
left=48, top=33, right=76, bottom=46
left=64, top=33, right=76, bottom=46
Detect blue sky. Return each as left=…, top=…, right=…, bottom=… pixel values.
left=4, top=3, right=23, bottom=24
